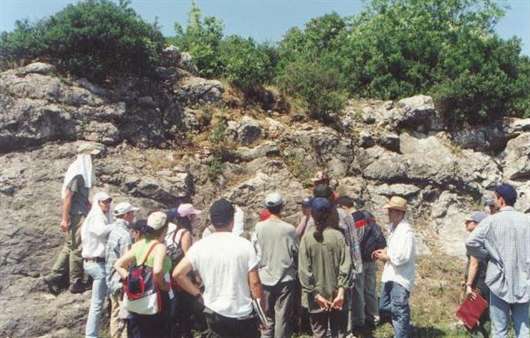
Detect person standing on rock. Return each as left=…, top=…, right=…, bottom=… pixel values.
left=466, top=184, right=530, bottom=338
left=298, top=197, right=352, bottom=338
left=253, top=192, right=299, bottom=338
left=173, top=198, right=263, bottom=338
left=105, top=201, right=140, bottom=338
left=81, top=191, right=114, bottom=338
left=44, top=144, right=98, bottom=294
left=373, top=196, right=416, bottom=338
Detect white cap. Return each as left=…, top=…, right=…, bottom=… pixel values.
left=265, top=192, right=284, bottom=208
left=177, top=203, right=202, bottom=218
left=147, top=211, right=168, bottom=231
left=113, top=201, right=140, bottom=216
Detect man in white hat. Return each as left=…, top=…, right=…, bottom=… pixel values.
left=372, top=196, right=416, bottom=338
left=105, top=201, right=140, bottom=338
left=44, top=144, right=98, bottom=294
left=252, top=192, right=298, bottom=338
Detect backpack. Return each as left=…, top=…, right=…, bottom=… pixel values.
left=123, top=241, right=162, bottom=315
left=166, top=228, right=187, bottom=265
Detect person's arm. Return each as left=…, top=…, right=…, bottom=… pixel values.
left=152, top=244, right=170, bottom=292
left=114, top=247, right=136, bottom=280
left=332, top=235, right=352, bottom=310
left=296, top=214, right=310, bottom=238
left=248, top=268, right=265, bottom=309
left=465, top=256, right=480, bottom=299
left=181, top=230, right=192, bottom=253
left=173, top=256, right=202, bottom=297
left=466, top=219, right=491, bottom=260
left=60, top=190, right=74, bottom=232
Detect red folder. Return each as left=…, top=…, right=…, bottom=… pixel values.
left=456, top=293, right=488, bottom=329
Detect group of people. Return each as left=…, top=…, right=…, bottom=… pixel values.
left=41, top=145, right=530, bottom=338
left=462, top=184, right=530, bottom=338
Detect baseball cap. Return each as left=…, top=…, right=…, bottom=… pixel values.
left=177, top=203, right=202, bottom=218
left=130, top=219, right=147, bottom=231
left=301, top=196, right=313, bottom=208
left=311, top=197, right=332, bottom=213
left=265, top=192, right=284, bottom=208
left=495, top=183, right=517, bottom=206
left=113, top=201, right=140, bottom=216
left=209, top=198, right=235, bottom=227
left=465, top=211, right=488, bottom=224
left=147, top=211, right=168, bottom=231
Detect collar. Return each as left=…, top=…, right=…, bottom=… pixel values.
left=114, top=218, right=130, bottom=229
left=500, top=206, right=515, bottom=212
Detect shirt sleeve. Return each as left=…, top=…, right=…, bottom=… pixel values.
left=67, top=175, right=82, bottom=193
left=338, top=235, right=353, bottom=289
left=465, top=218, right=491, bottom=260
left=248, top=241, right=259, bottom=271
left=298, top=236, right=315, bottom=296
left=387, top=228, right=415, bottom=267
left=89, top=219, right=112, bottom=237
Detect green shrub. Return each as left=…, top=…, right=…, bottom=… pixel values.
left=219, top=36, right=273, bottom=91
left=0, top=0, right=165, bottom=83
left=172, top=0, right=224, bottom=78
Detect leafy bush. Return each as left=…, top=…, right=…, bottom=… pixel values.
left=219, top=36, right=274, bottom=91
left=172, top=1, right=224, bottom=78
left=0, top=0, right=165, bottom=83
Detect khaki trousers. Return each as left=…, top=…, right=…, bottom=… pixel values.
left=110, top=292, right=128, bottom=338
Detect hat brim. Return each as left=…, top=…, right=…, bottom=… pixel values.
left=383, top=204, right=407, bottom=211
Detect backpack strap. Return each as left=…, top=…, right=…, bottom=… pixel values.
left=139, top=240, right=159, bottom=266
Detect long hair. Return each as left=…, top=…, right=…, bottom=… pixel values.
left=312, top=208, right=330, bottom=242
left=175, top=215, right=192, bottom=232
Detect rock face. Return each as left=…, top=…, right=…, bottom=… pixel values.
left=2, top=62, right=530, bottom=337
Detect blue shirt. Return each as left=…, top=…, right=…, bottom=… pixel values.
left=104, top=219, right=132, bottom=294
left=466, top=207, right=530, bottom=304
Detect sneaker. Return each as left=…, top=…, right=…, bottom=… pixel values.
left=69, top=279, right=87, bottom=294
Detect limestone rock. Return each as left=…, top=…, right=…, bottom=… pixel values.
left=503, top=133, right=530, bottom=181
left=235, top=141, right=279, bottom=161
left=174, top=76, right=224, bottom=104
left=237, top=117, right=262, bottom=145
left=393, top=95, right=443, bottom=132
left=16, top=62, right=56, bottom=76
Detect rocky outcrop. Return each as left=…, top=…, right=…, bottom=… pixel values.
left=3, top=62, right=530, bottom=337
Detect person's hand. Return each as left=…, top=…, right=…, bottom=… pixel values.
left=331, top=293, right=344, bottom=310
left=465, top=285, right=477, bottom=300
left=60, top=218, right=70, bottom=232
left=372, top=249, right=389, bottom=262
left=315, top=294, right=332, bottom=311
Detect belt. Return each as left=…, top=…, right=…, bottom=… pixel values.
left=84, top=257, right=105, bottom=263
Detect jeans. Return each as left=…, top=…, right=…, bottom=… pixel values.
left=84, top=261, right=108, bottom=338
left=379, top=282, right=411, bottom=338
left=262, top=280, right=297, bottom=338
left=489, top=292, right=529, bottom=338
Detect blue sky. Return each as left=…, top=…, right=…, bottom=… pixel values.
left=1, top=0, right=529, bottom=55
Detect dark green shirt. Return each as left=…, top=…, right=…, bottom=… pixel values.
left=67, top=175, right=90, bottom=216
left=298, top=227, right=352, bottom=312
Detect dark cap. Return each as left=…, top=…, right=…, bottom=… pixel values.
left=166, top=208, right=179, bottom=221
left=209, top=198, right=235, bottom=227
left=311, top=197, right=332, bottom=213
left=129, top=219, right=147, bottom=231
left=313, top=184, right=333, bottom=199
left=495, top=183, right=517, bottom=206
left=301, top=196, right=313, bottom=208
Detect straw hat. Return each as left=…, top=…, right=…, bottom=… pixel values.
left=383, top=196, right=407, bottom=212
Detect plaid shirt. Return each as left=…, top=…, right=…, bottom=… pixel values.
left=105, top=218, right=132, bottom=294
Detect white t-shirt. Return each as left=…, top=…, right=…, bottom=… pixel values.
left=187, top=231, right=258, bottom=318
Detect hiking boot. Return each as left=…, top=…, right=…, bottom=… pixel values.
left=43, top=277, right=62, bottom=296
left=69, top=279, right=87, bottom=294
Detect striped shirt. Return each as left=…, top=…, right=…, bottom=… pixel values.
left=104, top=219, right=132, bottom=294
left=466, top=207, right=530, bottom=304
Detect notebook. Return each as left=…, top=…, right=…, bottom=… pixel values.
left=456, top=293, right=488, bottom=329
